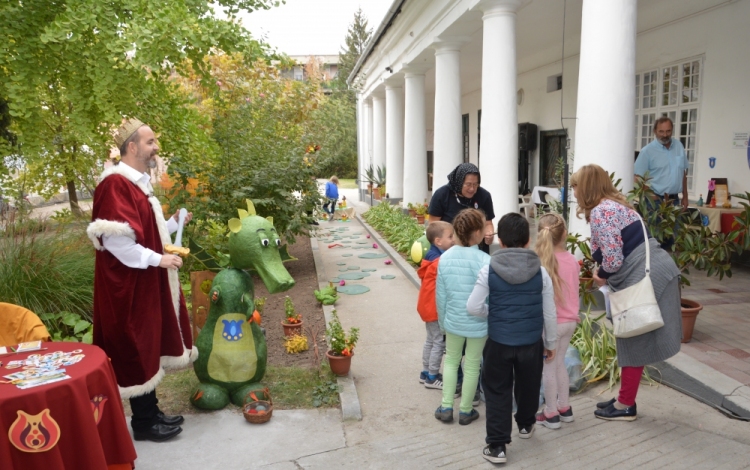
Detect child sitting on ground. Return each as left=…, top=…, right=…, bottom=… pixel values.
left=434, top=209, right=490, bottom=426
left=535, top=213, right=580, bottom=429
left=466, top=212, right=557, bottom=464
left=417, top=221, right=455, bottom=389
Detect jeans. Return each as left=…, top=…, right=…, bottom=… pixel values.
left=483, top=338, right=544, bottom=445
left=441, top=333, right=487, bottom=413
left=423, top=321, right=444, bottom=376
left=322, top=198, right=337, bottom=216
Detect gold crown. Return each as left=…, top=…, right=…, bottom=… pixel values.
left=114, top=118, right=145, bottom=148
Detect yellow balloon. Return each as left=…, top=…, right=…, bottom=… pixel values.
left=410, top=240, right=424, bottom=264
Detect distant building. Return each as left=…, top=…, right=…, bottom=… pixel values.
left=281, top=55, right=339, bottom=93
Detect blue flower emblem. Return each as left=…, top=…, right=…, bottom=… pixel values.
left=221, top=319, right=244, bottom=341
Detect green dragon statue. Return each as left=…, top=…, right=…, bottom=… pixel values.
left=190, top=200, right=295, bottom=410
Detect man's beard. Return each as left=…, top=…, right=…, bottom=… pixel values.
left=146, top=157, right=157, bottom=169
left=658, top=136, right=671, bottom=145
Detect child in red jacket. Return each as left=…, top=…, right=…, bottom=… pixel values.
left=418, top=221, right=455, bottom=389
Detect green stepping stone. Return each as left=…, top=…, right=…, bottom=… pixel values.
left=337, top=285, right=370, bottom=295
left=339, top=268, right=349, bottom=272
left=330, top=278, right=341, bottom=283
left=337, top=272, right=371, bottom=280
left=358, top=253, right=388, bottom=259
left=381, top=275, right=396, bottom=280
left=362, top=268, right=377, bottom=272
left=342, top=254, right=353, bottom=257
left=356, top=241, right=369, bottom=244
left=336, top=262, right=346, bottom=266
left=347, top=266, right=360, bottom=270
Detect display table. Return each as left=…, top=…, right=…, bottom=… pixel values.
left=0, top=342, right=136, bottom=470
left=531, top=186, right=560, bottom=205
left=694, top=206, right=743, bottom=234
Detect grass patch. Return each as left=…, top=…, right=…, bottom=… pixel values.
left=123, top=365, right=340, bottom=415
left=338, top=179, right=358, bottom=189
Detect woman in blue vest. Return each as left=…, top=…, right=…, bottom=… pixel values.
left=571, top=164, right=681, bottom=421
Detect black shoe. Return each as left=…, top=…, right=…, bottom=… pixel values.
left=594, top=403, right=637, bottom=421
left=311, top=221, right=320, bottom=226
left=156, top=412, right=184, bottom=426
left=596, top=398, right=616, bottom=409
left=133, top=423, right=182, bottom=442
left=482, top=444, right=507, bottom=464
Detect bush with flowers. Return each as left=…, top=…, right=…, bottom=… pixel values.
left=326, top=310, right=359, bottom=357
left=283, top=296, right=301, bottom=324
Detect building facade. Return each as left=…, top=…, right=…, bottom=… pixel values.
left=349, top=0, right=750, bottom=235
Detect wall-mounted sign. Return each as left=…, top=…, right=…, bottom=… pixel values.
left=733, top=131, right=749, bottom=149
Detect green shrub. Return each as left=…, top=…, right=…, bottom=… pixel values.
left=362, top=202, right=424, bottom=260
left=39, top=311, right=93, bottom=343
left=571, top=309, right=620, bottom=390
left=0, top=220, right=94, bottom=321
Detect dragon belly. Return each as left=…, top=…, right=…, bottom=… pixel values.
left=207, top=313, right=257, bottom=383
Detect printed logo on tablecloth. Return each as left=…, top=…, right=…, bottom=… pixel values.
left=8, top=409, right=61, bottom=453
left=90, top=394, right=109, bottom=425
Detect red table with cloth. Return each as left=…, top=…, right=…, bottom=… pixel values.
left=0, top=342, right=136, bottom=470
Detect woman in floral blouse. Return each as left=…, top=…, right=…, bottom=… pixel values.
left=571, top=164, right=682, bottom=422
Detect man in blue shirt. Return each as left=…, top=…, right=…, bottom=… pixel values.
left=634, top=116, right=689, bottom=249
left=635, top=117, right=689, bottom=209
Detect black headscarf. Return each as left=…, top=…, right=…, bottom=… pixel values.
left=447, top=163, right=481, bottom=195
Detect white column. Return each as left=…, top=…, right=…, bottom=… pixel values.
left=571, top=0, right=637, bottom=235
left=477, top=0, right=522, bottom=220
left=364, top=99, right=373, bottom=169
left=356, top=96, right=366, bottom=194
left=372, top=94, right=386, bottom=173
left=432, top=39, right=467, bottom=188
left=385, top=82, right=405, bottom=198
left=403, top=69, right=428, bottom=206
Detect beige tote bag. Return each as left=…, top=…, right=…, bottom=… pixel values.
left=608, top=215, right=664, bottom=338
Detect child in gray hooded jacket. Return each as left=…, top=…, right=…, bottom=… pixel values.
left=466, top=212, right=557, bottom=465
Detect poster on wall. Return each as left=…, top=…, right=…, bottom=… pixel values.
left=733, top=131, right=749, bottom=149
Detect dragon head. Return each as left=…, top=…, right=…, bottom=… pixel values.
left=227, top=200, right=295, bottom=294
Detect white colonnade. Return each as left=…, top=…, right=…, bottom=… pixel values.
left=385, top=82, right=405, bottom=198
left=477, top=0, right=522, bottom=219
left=432, top=39, right=466, bottom=188
left=570, top=0, right=637, bottom=235
left=403, top=69, right=429, bottom=206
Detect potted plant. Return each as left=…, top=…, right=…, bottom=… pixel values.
left=630, top=176, right=750, bottom=342
left=406, top=202, right=417, bottom=217
left=362, top=165, right=376, bottom=194
left=373, top=165, right=386, bottom=200
left=281, top=296, right=303, bottom=336
left=414, top=202, right=428, bottom=224
left=325, top=310, right=359, bottom=376
left=567, top=235, right=600, bottom=309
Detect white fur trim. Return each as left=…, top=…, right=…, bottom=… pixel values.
left=160, top=347, right=199, bottom=370
left=119, top=367, right=165, bottom=399
left=87, top=219, right=136, bottom=250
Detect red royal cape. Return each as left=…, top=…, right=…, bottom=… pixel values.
left=87, top=167, right=195, bottom=398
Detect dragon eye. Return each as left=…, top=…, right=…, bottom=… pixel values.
left=261, top=239, right=269, bottom=247
left=275, top=239, right=281, bottom=247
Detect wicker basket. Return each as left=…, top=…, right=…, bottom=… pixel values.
left=242, top=388, right=273, bottom=424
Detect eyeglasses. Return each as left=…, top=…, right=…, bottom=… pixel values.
left=462, top=182, right=479, bottom=189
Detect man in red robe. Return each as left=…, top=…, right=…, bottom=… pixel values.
left=87, top=118, right=197, bottom=442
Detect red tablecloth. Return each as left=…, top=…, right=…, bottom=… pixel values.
left=0, top=342, right=136, bottom=469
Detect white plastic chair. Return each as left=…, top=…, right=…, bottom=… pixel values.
left=518, top=195, right=534, bottom=219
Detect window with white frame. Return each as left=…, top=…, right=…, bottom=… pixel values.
left=634, top=57, right=702, bottom=192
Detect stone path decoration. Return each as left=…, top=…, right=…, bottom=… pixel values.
left=381, top=275, right=396, bottom=280
left=337, top=284, right=370, bottom=295
left=357, top=253, right=387, bottom=259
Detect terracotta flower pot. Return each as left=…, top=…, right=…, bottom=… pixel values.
left=408, top=209, right=417, bottom=217
left=415, top=215, right=425, bottom=224
left=680, top=298, right=703, bottom=343
left=281, top=320, right=303, bottom=337
left=326, top=350, right=353, bottom=376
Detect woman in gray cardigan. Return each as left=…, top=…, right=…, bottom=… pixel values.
left=571, top=164, right=681, bottom=421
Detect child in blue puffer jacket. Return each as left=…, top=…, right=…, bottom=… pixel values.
left=434, top=208, right=490, bottom=426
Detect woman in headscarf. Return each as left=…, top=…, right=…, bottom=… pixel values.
left=428, top=163, right=495, bottom=254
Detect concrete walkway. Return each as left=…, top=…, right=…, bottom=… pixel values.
left=126, top=188, right=749, bottom=467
